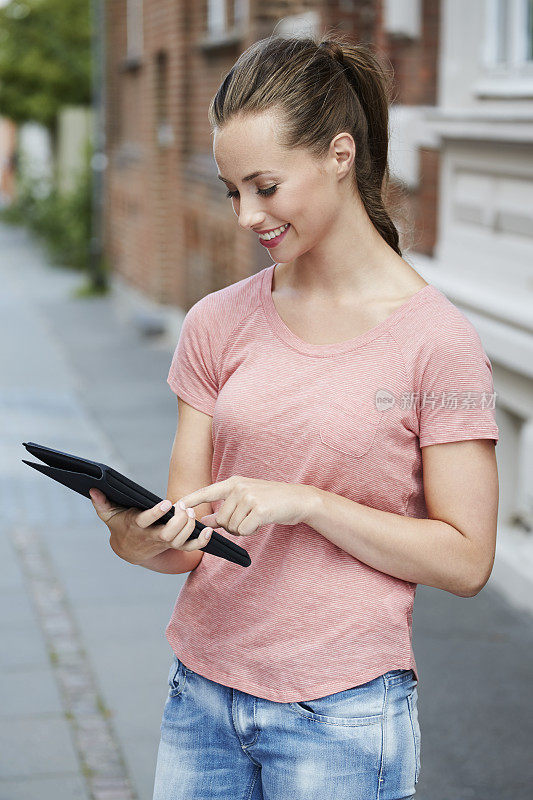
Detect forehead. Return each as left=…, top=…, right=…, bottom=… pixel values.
left=212, top=109, right=313, bottom=181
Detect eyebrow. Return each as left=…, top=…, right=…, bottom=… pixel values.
left=217, top=170, right=275, bottom=184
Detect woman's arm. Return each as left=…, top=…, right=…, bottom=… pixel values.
left=132, top=398, right=215, bottom=574
left=135, top=546, right=204, bottom=574
left=301, top=439, right=499, bottom=598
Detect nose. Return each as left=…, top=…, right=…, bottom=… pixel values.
left=238, top=212, right=264, bottom=232
left=235, top=196, right=265, bottom=232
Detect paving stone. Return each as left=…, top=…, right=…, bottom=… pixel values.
left=0, top=716, right=79, bottom=778
left=0, top=587, right=36, bottom=627
left=0, top=620, right=49, bottom=669
left=0, top=774, right=90, bottom=800
left=0, top=665, right=64, bottom=717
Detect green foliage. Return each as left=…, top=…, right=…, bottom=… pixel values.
left=0, top=0, right=92, bottom=129
left=72, top=267, right=110, bottom=298
left=0, top=139, right=109, bottom=294
left=0, top=0, right=109, bottom=296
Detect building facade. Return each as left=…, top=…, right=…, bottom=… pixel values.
left=104, top=0, right=440, bottom=308
left=105, top=0, right=533, bottom=604
left=0, top=117, right=17, bottom=206
left=406, top=0, right=533, bottom=604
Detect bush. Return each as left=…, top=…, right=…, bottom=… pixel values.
left=0, top=141, right=108, bottom=284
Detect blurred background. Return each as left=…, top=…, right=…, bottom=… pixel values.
left=1, top=1, right=532, bottom=799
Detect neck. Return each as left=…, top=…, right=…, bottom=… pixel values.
left=275, top=202, right=406, bottom=304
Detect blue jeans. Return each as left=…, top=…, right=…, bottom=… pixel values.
left=152, top=655, right=421, bottom=800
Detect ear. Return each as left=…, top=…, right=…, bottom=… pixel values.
left=331, top=131, right=356, bottom=178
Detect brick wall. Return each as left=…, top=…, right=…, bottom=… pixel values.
left=105, top=0, right=186, bottom=304
left=105, top=0, right=440, bottom=309
left=0, top=117, right=17, bottom=203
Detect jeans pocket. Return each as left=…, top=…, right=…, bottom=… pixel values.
left=167, top=655, right=188, bottom=698
left=289, top=675, right=384, bottom=727
left=385, top=668, right=417, bottom=688
left=406, top=686, right=421, bottom=784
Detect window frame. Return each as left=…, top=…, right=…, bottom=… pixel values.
left=476, top=0, right=533, bottom=98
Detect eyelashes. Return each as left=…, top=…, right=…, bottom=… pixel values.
left=225, top=185, right=278, bottom=199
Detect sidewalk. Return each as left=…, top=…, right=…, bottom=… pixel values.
left=0, top=222, right=187, bottom=800
left=1, top=220, right=532, bottom=800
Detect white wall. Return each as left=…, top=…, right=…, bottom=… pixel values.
left=18, top=122, right=54, bottom=198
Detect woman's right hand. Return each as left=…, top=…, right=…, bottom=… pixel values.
left=88, top=488, right=213, bottom=565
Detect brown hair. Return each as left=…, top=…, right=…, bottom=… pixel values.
left=208, top=30, right=402, bottom=256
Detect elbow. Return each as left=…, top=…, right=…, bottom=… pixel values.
left=448, top=560, right=492, bottom=598
left=457, top=584, right=481, bottom=599
left=457, top=568, right=493, bottom=598
left=455, top=541, right=496, bottom=598
left=467, top=575, right=491, bottom=598
left=452, top=582, right=482, bottom=599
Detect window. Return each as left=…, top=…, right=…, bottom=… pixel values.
left=234, top=0, right=247, bottom=27
left=483, top=0, right=533, bottom=68
left=201, top=0, right=248, bottom=50
left=528, top=0, right=533, bottom=59
left=127, top=0, right=143, bottom=61
left=477, top=0, right=533, bottom=96
left=207, top=0, right=227, bottom=36
left=494, top=0, right=510, bottom=62
left=383, top=0, right=421, bottom=40
left=155, top=51, right=174, bottom=147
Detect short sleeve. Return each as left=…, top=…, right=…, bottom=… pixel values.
left=416, top=315, right=499, bottom=448
left=167, top=298, right=218, bottom=416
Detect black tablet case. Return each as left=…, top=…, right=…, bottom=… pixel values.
left=21, top=442, right=251, bottom=567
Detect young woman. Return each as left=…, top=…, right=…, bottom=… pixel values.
left=91, top=32, right=499, bottom=800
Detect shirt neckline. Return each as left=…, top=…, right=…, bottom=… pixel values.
left=260, top=262, right=438, bottom=356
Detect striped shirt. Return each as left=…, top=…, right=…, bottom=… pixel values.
left=165, top=263, right=499, bottom=702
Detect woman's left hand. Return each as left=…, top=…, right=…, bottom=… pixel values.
left=177, top=476, right=314, bottom=537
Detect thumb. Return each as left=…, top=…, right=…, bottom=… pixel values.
left=89, top=488, right=124, bottom=522
left=89, top=488, right=108, bottom=508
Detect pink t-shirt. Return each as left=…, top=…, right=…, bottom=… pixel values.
left=165, top=263, right=499, bottom=703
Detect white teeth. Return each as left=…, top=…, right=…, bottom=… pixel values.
left=259, top=223, right=289, bottom=240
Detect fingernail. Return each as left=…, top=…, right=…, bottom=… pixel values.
left=186, top=507, right=195, bottom=518
left=177, top=500, right=186, bottom=511
left=204, top=528, right=212, bottom=537
left=159, top=500, right=172, bottom=512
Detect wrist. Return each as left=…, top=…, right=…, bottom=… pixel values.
left=108, top=537, right=134, bottom=563
left=298, top=484, right=324, bottom=526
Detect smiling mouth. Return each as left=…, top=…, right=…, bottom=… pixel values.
left=257, top=223, right=290, bottom=241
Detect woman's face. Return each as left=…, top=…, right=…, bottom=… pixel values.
left=213, top=108, right=355, bottom=261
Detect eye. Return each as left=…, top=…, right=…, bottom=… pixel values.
left=258, top=185, right=278, bottom=197
left=225, top=185, right=278, bottom=199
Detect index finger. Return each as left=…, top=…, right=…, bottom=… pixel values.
left=178, top=479, right=231, bottom=509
